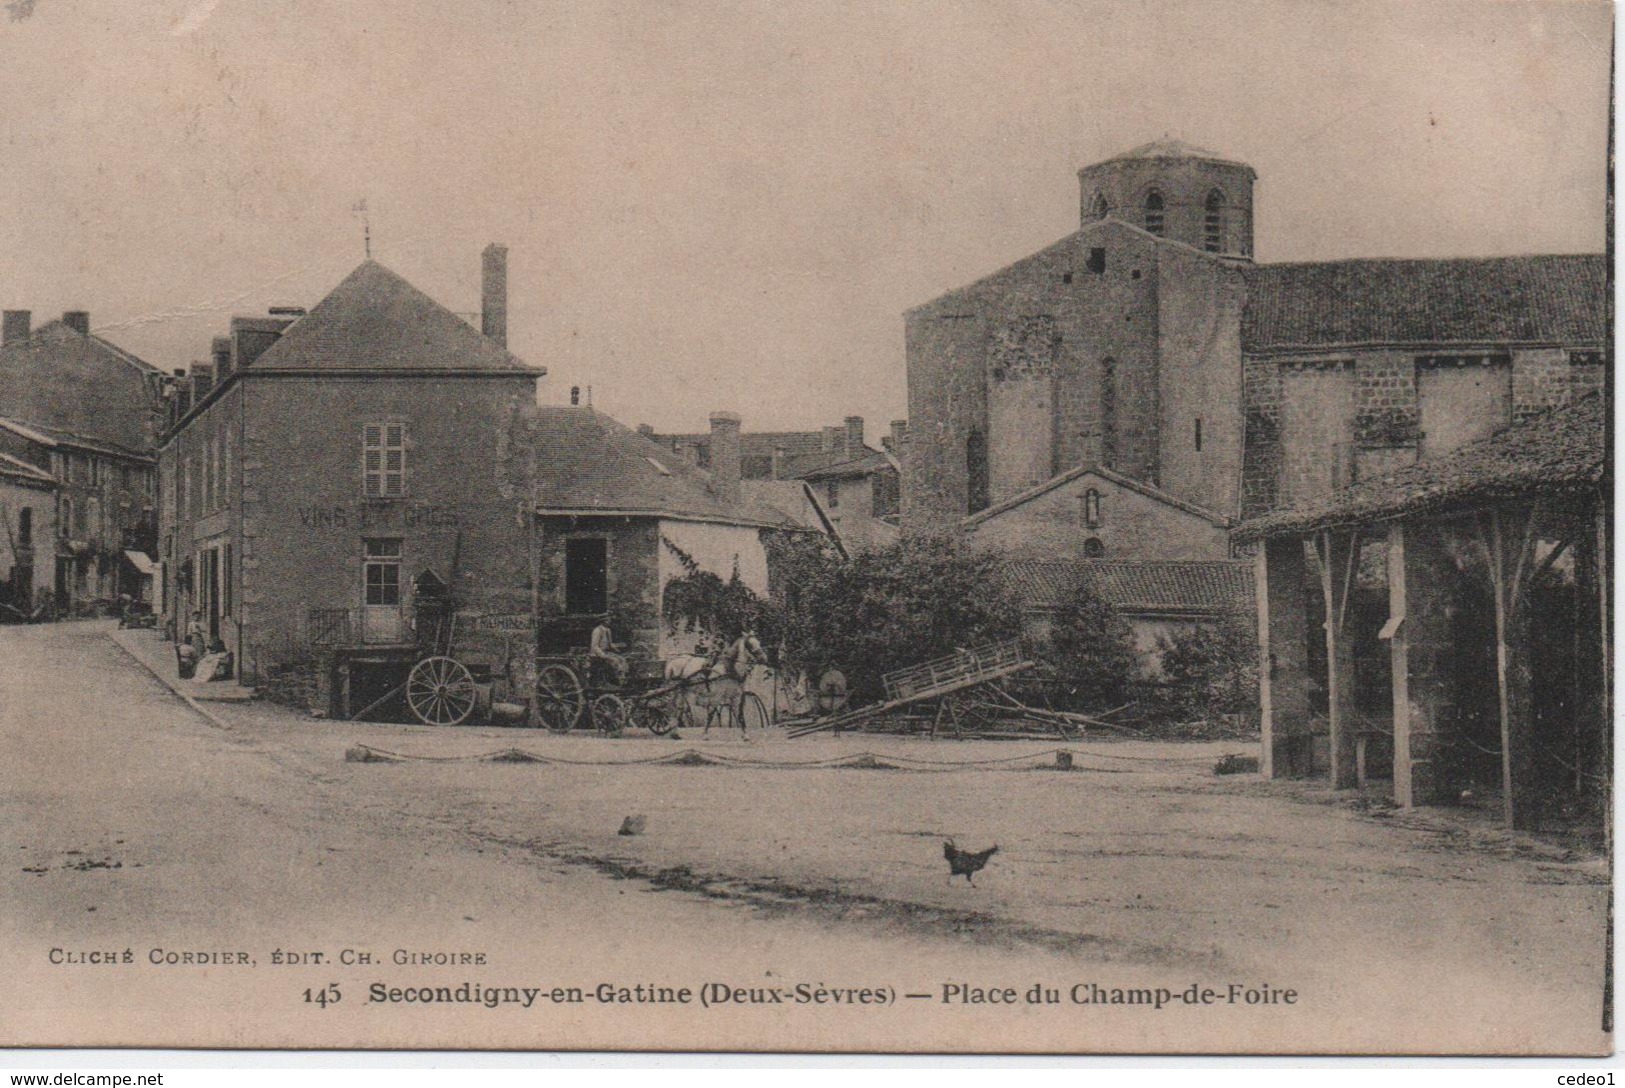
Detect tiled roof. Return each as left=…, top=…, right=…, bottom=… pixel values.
left=1234, top=393, right=1606, bottom=541
left=1242, top=255, right=1606, bottom=352
left=1005, top=558, right=1255, bottom=616
left=651, top=430, right=834, bottom=461
left=532, top=407, right=802, bottom=529
left=0, top=450, right=56, bottom=487
left=740, top=480, right=834, bottom=534
left=250, top=260, right=538, bottom=373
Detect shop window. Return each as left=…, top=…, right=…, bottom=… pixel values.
left=565, top=537, right=608, bottom=615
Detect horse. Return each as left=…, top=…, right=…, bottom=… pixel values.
left=663, top=632, right=765, bottom=738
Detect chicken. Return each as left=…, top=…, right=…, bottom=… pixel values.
left=943, top=838, right=999, bottom=886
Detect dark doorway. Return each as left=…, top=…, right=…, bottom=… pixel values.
left=565, top=538, right=608, bottom=615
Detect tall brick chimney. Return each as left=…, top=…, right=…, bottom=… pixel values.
left=211, top=336, right=232, bottom=381
left=889, top=419, right=908, bottom=452
left=709, top=411, right=742, bottom=505
left=2, top=310, right=30, bottom=345
left=821, top=426, right=841, bottom=453
left=481, top=243, right=508, bottom=348
left=62, top=311, right=90, bottom=337
left=844, top=415, right=864, bottom=458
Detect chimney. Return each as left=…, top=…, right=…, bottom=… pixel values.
left=2, top=310, right=30, bottom=345
left=175, top=369, right=193, bottom=416
left=821, top=426, right=841, bottom=453
left=230, top=316, right=290, bottom=370
left=570, top=385, right=581, bottom=406
left=211, top=336, right=232, bottom=381
left=889, top=419, right=909, bottom=453
left=844, top=415, right=864, bottom=458
left=709, top=411, right=742, bottom=505
left=771, top=444, right=786, bottom=480
left=62, top=311, right=90, bottom=337
left=637, top=423, right=655, bottom=437
left=192, top=361, right=215, bottom=400
left=481, top=243, right=508, bottom=348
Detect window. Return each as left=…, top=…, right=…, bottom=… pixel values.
left=1204, top=190, right=1226, bottom=252
left=222, top=544, right=232, bottom=617
left=220, top=431, right=230, bottom=506
left=86, top=496, right=100, bottom=540
left=363, top=539, right=402, bottom=606
left=203, top=437, right=215, bottom=511
left=1083, top=537, right=1105, bottom=558
left=1194, top=417, right=1203, bottom=451
left=1089, top=191, right=1109, bottom=220
left=966, top=429, right=989, bottom=515
left=60, top=497, right=73, bottom=538
left=1083, top=488, right=1102, bottom=529
left=564, top=537, right=608, bottom=615
left=17, top=507, right=31, bottom=547
left=1100, top=358, right=1118, bottom=469
left=1087, top=247, right=1106, bottom=274
left=364, top=423, right=407, bottom=498
left=1144, top=190, right=1164, bottom=236
left=826, top=480, right=839, bottom=509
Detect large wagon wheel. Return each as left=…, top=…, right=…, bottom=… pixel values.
left=406, top=656, right=478, bottom=727
left=535, top=664, right=585, bottom=733
left=591, top=693, right=629, bottom=737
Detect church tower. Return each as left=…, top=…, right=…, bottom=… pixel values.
left=1078, top=139, right=1255, bottom=258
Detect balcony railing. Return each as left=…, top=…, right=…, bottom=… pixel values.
left=307, top=607, right=413, bottom=647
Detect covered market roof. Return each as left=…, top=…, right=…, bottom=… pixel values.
left=1234, top=392, right=1607, bottom=541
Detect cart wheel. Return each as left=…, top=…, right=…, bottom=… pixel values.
left=406, top=656, right=478, bottom=727
left=632, top=698, right=673, bottom=736
left=591, top=693, right=628, bottom=737
left=737, top=691, right=770, bottom=733
left=535, top=664, right=585, bottom=733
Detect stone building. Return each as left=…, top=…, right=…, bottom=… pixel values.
left=0, top=450, right=56, bottom=617
left=157, top=247, right=542, bottom=707
left=902, top=139, right=1607, bottom=560
left=0, top=310, right=163, bottom=611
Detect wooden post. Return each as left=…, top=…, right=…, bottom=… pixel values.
left=1480, top=505, right=1539, bottom=831
left=1318, top=528, right=1360, bottom=789
left=1386, top=522, right=1415, bottom=807
left=1256, top=537, right=1312, bottom=778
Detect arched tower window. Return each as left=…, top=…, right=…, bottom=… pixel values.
left=1089, top=191, right=1109, bottom=220
left=1204, top=189, right=1226, bottom=252
left=1083, top=488, right=1102, bottom=528
left=1083, top=537, right=1105, bottom=558
left=966, top=428, right=989, bottom=515
left=1143, top=190, right=1165, bottom=236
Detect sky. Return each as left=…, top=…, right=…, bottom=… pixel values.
left=0, top=0, right=1611, bottom=435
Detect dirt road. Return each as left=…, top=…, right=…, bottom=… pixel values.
left=1, top=623, right=1610, bottom=1054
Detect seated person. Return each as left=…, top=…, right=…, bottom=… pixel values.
left=588, top=618, right=628, bottom=688
left=194, top=637, right=233, bottom=683
left=175, top=640, right=199, bottom=680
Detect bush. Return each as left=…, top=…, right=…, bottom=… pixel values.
left=764, top=533, right=1023, bottom=704
left=1149, top=617, right=1259, bottom=728
left=1033, top=577, right=1140, bottom=712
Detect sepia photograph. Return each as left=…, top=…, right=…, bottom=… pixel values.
left=0, top=0, right=1612, bottom=1061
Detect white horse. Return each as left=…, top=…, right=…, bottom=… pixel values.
left=663, top=632, right=765, bottom=738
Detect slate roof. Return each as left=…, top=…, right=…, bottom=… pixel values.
left=0, top=416, right=152, bottom=461
left=1005, top=558, right=1255, bottom=616
left=531, top=407, right=803, bottom=529
left=793, top=448, right=895, bottom=481
left=1105, top=138, right=1226, bottom=162
left=0, top=450, right=57, bottom=488
left=1242, top=255, right=1607, bottom=352
left=249, top=260, right=538, bottom=374
left=1234, top=393, right=1607, bottom=541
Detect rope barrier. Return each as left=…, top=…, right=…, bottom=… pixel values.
left=345, top=741, right=1217, bottom=771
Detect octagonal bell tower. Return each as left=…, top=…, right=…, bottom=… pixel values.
left=1079, top=139, right=1255, bottom=258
